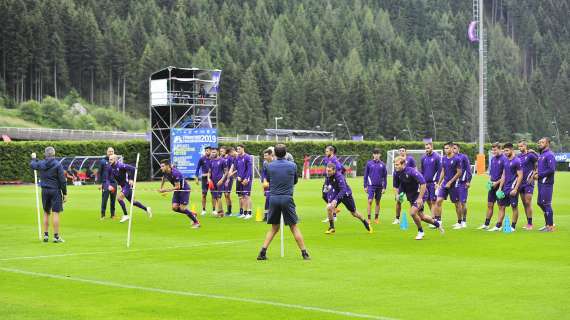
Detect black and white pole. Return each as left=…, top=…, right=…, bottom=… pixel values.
left=126, top=153, right=141, bottom=248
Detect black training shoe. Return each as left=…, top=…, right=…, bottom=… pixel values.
left=302, top=252, right=311, bottom=260
left=53, top=237, right=65, bottom=243
left=43, top=235, right=49, bottom=242
left=363, top=219, right=371, bottom=231
left=257, top=253, right=267, bottom=260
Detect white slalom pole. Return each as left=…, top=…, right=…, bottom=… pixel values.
left=33, top=170, right=42, bottom=241
left=126, top=153, right=141, bottom=248
left=280, top=214, right=284, bottom=257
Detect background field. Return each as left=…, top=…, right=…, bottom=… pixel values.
left=1, top=174, right=569, bottom=320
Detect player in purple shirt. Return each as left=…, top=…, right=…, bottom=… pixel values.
left=220, top=146, right=234, bottom=215
left=107, top=155, right=151, bottom=223
left=478, top=142, right=508, bottom=229
left=321, top=145, right=344, bottom=222
left=517, top=140, right=538, bottom=230
left=324, top=163, right=372, bottom=234
left=195, top=146, right=212, bottom=216
left=534, top=137, right=556, bottom=232
left=452, top=143, right=472, bottom=229
left=488, top=143, right=523, bottom=232
left=261, top=148, right=274, bottom=221
left=420, top=142, right=441, bottom=212
left=392, top=147, right=417, bottom=225
left=233, top=144, right=253, bottom=219
left=363, top=149, right=387, bottom=224
left=208, top=148, right=227, bottom=217
left=393, top=157, right=444, bottom=240
left=159, top=159, right=200, bottom=228
left=433, top=142, right=462, bottom=226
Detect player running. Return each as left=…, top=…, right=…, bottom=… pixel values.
left=393, top=156, right=444, bottom=240
left=363, top=148, right=387, bottom=224
left=107, top=154, right=151, bottom=223
left=324, top=163, right=372, bottom=234
left=158, top=159, right=200, bottom=228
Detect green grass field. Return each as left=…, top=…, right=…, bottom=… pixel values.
left=1, top=174, right=569, bottom=320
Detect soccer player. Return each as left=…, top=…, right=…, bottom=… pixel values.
left=30, top=147, right=67, bottom=243
left=158, top=159, right=200, bottom=228
left=517, top=140, right=538, bottom=230
left=363, top=148, right=387, bottom=224
left=195, top=146, right=212, bottom=216
left=393, top=156, right=444, bottom=240
left=257, top=144, right=309, bottom=260
left=99, top=147, right=117, bottom=219
left=220, top=146, right=234, bottom=215
left=261, top=148, right=274, bottom=221
left=534, top=137, right=556, bottom=232
left=235, top=144, right=253, bottom=219
left=107, top=155, right=152, bottom=223
left=324, top=163, right=372, bottom=234
left=420, top=142, right=441, bottom=212
left=208, top=148, right=227, bottom=217
left=433, top=142, right=462, bottom=226
left=321, top=145, right=343, bottom=222
left=392, top=147, right=417, bottom=224
left=488, top=143, right=523, bottom=232
left=452, top=143, right=472, bottom=229
left=478, top=143, right=507, bottom=230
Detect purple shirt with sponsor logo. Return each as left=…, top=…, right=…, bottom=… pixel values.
left=518, top=151, right=538, bottom=185
left=164, top=167, right=189, bottom=190
left=393, top=166, right=426, bottom=200
left=537, top=148, right=556, bottom=185
left=420, top=152, right=441, bottom=183
left=325, top=171, right=352, bottom=202
left=109, top=162, right=135, bottom=188
left=364, top=159, right=387, bottom=189
left=456, top=153, right=472, bottom=184
left=441, top=155, right=461, bottom=184
left=208, top=157, right=226, bottom=181
left=502, top=157, right=522, bottom=192
left=489, top=154, right=508, bottom=182
left=236, top=153, right=252, bottom=180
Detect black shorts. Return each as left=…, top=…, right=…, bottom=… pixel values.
left=336, top=194, right=357, bottom=212
left=267, top=195, right=298, bottom=226
left=42, top=188, right=63, bottom=213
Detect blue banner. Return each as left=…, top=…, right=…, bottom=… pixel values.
left=171, top=128, right=218, bottom=178
left=554, top=153, right=570, bottom=162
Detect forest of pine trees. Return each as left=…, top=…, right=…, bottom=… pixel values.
left=0, top=0, right=568, bottom=142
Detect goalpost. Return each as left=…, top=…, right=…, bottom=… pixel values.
left=386, top=150, right=443, bottom=176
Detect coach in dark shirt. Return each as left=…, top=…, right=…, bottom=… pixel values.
left=30, top=147, right=67, bottom=243
left=257, top=144, right=310, bottom=261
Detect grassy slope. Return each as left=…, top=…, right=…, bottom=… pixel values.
left=0, top=175, right=569, bottom=320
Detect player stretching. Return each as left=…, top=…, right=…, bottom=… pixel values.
left=324, top=163, right=372, bottom=234
left=420, top=142, right=441, bottom=213
left=107, top=155, right=151, bottom=223
left=452, top=143, right=472, bottom=229
left=392, top=147, right=416, bottom=224
left=517, top=140, right=538, bottom=230
left=393, top=156, right=444, bottom=240
left=478, top=143, right=507, bottom=230
left=321, top=145, right=343, bottom=222
left=535, top=137, right=556, bottom=232
left=208, top=148, right=227, bottom=217
left=363, top=148, right=387, bottom=224
left=433, top=142, right=462, bottom=226
left=159, top=160, right=200, bottom=228
left=488, top=143, right=523, bottom=232
left=195, top=146, right=212, bottom=216
left=261, top=148, right=274, bottom=221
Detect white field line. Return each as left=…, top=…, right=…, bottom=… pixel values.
left=0, top=240, right=251, bottom=262
left=0, top=266, right=397, bottom=320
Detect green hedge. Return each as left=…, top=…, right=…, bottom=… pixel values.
left=0, top=140, right=149, bottom=182
left=1, top=140, right=534, bottom=182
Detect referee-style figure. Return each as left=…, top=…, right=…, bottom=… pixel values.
left=257, top=144, right=309, bottom=260
left=30, top=147, right=67, bottom=243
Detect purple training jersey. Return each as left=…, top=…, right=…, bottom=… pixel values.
left=164, top=167, right=189, bottom=190
left=518, top=151, right=538, bottom=186
left=489, top=154, right=507, bottom=182
left=363, top=159, right=387, bottom=189
left=108, top=162, right=135, bottom=188
left=441, top=155, right=461, bottom=184
left=456, top=153, right=472, bottom=185
left=195, top=155, right=211, bottom=177
left=209, top=157, right=226, bottom=182
left=420, top=152, right=441, bottom=183
left=236, top=153, right=252, bottom=180
left=502, top=156, right=522, bottom=193
left=537, top=149, right=556, bottom=185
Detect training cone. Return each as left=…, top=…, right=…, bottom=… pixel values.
left=255, top=208, right=264, bottom=222
left=400, top=211, right=408, bottom=230
left=503, top=216, right=513, bottom=233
